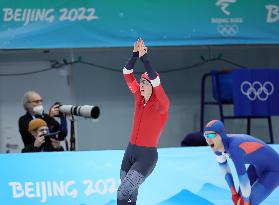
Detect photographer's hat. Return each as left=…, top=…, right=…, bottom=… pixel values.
left=28, top=119, right=47, bottom=133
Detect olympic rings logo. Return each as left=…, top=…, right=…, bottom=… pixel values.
left=240, top=81, right=274, bottom=101
left=217, top=24, right=239, bottom=37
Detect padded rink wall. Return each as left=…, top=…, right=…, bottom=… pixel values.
left=1, top=146, right=279, bottom=205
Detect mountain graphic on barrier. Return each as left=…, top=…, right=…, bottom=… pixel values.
left=104, top=184, right=229, bottom=205
left=156, top=189, right=215, bottom=205
left=198, top=183, right=230, bottom=198
left=197, top=183, right=231, bottom=205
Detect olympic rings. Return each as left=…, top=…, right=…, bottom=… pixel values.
left=217, top=24, right=239, bottom=37
left=240, top=81, right=274, bottom=101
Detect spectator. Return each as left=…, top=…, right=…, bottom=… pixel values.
left=18, top=91, right=67, bottom=150
left=22, top=118, right=63, bottom=152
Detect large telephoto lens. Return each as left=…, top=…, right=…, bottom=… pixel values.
left=59, top=105, right=100, bottom=119
left=74, top=105, right=100, bottom=119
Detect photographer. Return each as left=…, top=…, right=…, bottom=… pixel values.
left=18, top=91, right=68, bottom=151
left=22, top=118, right=64, bottom=152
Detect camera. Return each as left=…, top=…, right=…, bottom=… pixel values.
left=43, top=131, right=61, bottom=139
left=58, top=104, right=100, bottom=119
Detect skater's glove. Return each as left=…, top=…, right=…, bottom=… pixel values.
left=232, top=193, right=241, bottom=205
left=238, top=197, right=250, bottom=205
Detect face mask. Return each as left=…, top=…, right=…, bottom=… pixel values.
left=33, top=105, right=44, bottom=115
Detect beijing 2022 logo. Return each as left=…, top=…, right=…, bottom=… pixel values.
left=240, top=81, right=274, bottom=101
left=216, top=0, right=236, bottom=15
left=211, top=0, right=243, bottom=37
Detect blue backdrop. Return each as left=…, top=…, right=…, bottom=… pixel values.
left=0, top=0, right=279, bottom=49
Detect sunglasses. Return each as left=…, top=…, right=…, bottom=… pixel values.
left=204, top=133, right=217, bottom=139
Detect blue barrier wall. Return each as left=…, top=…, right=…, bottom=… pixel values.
left=1, top=146, right=279, bottom=205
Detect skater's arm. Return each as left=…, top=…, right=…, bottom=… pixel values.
left=231, top=149, right=251, bottom=205
left=140, top=54, right=169, bottom=113
left=215, top=151, right=237, bottom=194
left=123, top=42, right=140, bottom=97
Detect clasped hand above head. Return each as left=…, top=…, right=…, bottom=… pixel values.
left=134, top=38, right=148, bottom=58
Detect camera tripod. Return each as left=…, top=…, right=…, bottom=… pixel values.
left=69, top=115, right=76, bottom=151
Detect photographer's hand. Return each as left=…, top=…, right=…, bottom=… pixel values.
left=50, top=138, right=61, bottom=149
left=34, top=135, right=45, bottom=148
left=49, top=104, right=60, bottom=117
